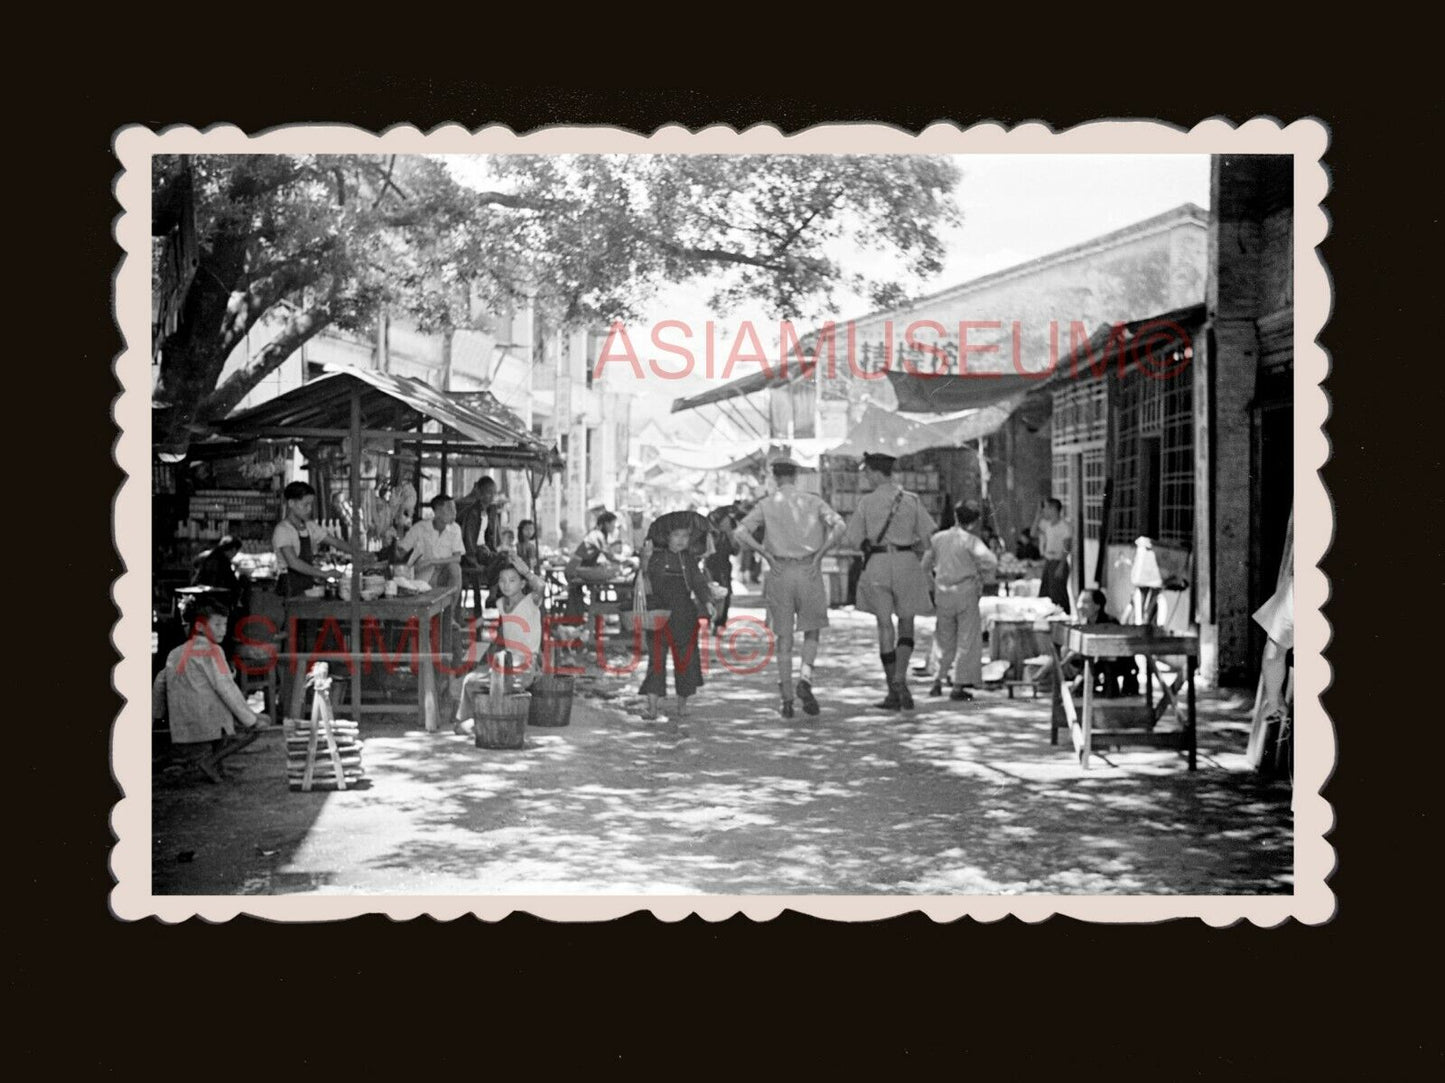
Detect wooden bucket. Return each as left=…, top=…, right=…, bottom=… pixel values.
left=527, top=673, right=576, bottom=728
left=472, top=689, right=530, bottom=750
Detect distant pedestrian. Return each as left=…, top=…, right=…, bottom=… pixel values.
left=922, top=503, right=997, bottom=701
left=705, top=507, right=739, bottom=632
left=843, top=453, right=937, bottom=711
left=1033, top=497, right=1073, bottom=613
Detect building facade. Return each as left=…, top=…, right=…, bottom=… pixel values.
left=1205, top=155, right=1294, bottom=686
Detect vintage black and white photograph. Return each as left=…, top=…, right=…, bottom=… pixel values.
left=117, top=123, right=1328, bottom=916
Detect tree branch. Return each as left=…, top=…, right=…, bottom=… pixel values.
left=655, top=238, right=790, bottom=272
left=201, top=303, right=335, bottom=420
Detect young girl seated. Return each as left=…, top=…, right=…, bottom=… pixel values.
left=152, top=598, right=271, bottom=783
left=453, top=559, right=544, bottom=736
left=638, top=522, right=715, bottom=720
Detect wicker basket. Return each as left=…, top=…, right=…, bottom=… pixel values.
left=624, top=573, right=670, bottom=634
left=471, top=689, right=531, bottom=749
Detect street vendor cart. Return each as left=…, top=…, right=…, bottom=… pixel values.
left=1049, top=623, right=1199, bottom=770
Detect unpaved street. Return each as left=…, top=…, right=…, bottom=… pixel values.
left=153, top=605, right=1292, bottom=895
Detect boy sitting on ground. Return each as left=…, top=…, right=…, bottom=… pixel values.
left=153, top=598, right=271, bottom=783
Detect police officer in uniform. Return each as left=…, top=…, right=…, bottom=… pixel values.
left=843, top=453, right=938, bottom=711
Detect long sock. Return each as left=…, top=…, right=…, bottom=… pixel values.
left=895, top=637, right=915, bottom=688
left=799, top=662, right=814, bottom=684
left=880, top=650, right=897, bottom=688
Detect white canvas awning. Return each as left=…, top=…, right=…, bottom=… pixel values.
left=827, top=396, right=1025, bottom=459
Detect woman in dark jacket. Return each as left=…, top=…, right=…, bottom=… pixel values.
left=639, top=524, right=715, bottom=719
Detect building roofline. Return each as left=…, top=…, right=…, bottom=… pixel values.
left=822, top=202, right=1209, bottom=335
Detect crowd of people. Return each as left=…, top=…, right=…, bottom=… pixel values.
left=157, top=453, right=1139, bottom=770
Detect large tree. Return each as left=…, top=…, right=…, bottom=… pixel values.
left=151, top=153, right=962, bottom=454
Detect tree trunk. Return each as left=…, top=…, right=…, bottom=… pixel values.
left=153, top=238, right=247, bottom=455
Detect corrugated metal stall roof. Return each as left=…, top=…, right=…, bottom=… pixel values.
left=217, top=367, right=559, bottom=468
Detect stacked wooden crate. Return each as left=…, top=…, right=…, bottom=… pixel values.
left=285, top=716, right=365, bottom=791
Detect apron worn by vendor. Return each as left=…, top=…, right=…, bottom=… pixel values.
left=281, top=528, right=318, bottom=598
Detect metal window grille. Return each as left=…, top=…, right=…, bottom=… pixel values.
left=1083, top=447, right=1106, bottom=539
left=1051, top=456, right=1071, bottom=521
left=1111, top=369, right=1193, bottom=546
left=1158, top=375, right=1194, bottom=547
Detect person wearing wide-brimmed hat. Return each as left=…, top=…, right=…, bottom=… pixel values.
left=732, top=456, right=846, bottom=719
left=638, top=513, right=716, bottom=719
left=921, top=501, right=997, bottom=701
left=842, top=452, right=938, bottom=711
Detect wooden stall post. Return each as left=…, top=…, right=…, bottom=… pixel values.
left=349, top=385, right=363, bottom=718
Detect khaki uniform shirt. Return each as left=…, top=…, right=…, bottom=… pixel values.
left=843, top=481, right=936, bottom=552
left=735, top=487, right=844, bottom=559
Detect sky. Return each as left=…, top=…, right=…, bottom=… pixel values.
left=448, top=154, right=1211, bottom=428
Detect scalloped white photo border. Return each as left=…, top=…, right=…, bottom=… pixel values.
left=112, top=119, right=1332, bottom=924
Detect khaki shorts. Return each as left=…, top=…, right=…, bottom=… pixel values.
left=856, top=550, right=934, bottom=619
left=764, top=558, right=830, bottom=635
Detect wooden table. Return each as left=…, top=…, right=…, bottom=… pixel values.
left=281, top=586, right=460, bottom=732
left=1049, top=623, right=1199, bottom=770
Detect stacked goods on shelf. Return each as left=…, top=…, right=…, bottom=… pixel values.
left=284, top=716, right=365, bottom=790
left=182, top=489, right=283, bottom=543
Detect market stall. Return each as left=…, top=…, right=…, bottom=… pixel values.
left=210, top=366, right=560, bottom=730
left=1049, top=623, right=1199, bottom=770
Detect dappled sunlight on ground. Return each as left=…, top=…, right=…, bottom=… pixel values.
left=153, top=603, right=1292, bottom=896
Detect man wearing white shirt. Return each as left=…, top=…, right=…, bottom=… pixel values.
left=921, top=503, right=998, bottom=701
left=399, top=494, right=466, bottom=589
left=273, top=480, right=357, bottom=598
left=1033, top=497, right=1074, bottom=614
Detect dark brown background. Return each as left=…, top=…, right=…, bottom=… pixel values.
left=29, top=53, right=1431, bottom=1074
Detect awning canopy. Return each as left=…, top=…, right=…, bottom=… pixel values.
left=216, top=367, right=560, bottom=470
left=670, top=364, right=809, bottom=414
left=883, top=367, right=1047, bottom=415
left=883, top=302, right=1207, bottom=413
left=828, top=399, right=1023, bottom=459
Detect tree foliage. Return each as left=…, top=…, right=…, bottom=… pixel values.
left=151, top=152, right=962, bottom=454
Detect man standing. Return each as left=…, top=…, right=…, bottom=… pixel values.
left=921, top=503, right=998, bottom=701
left=273, top=481, right=356, bottom=598
left=843, top=453, right=937, bottom=711
left=460, top=476, right=501, bottom=577
left=1033, top=497, right=1074, bottom=614
left=733, top=457, right=846, bottom=719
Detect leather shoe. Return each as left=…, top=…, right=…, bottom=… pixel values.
left=874, top=686, right=902, bottom=711
left=950, top=686, right=975, bottom=702
left=780, top=700, right=796, bottom=719
left=796, top=680, right=820, bottom=716
left=928, top=682, right=944, bottom=697
left=898, top=685, right=915, bottom=710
